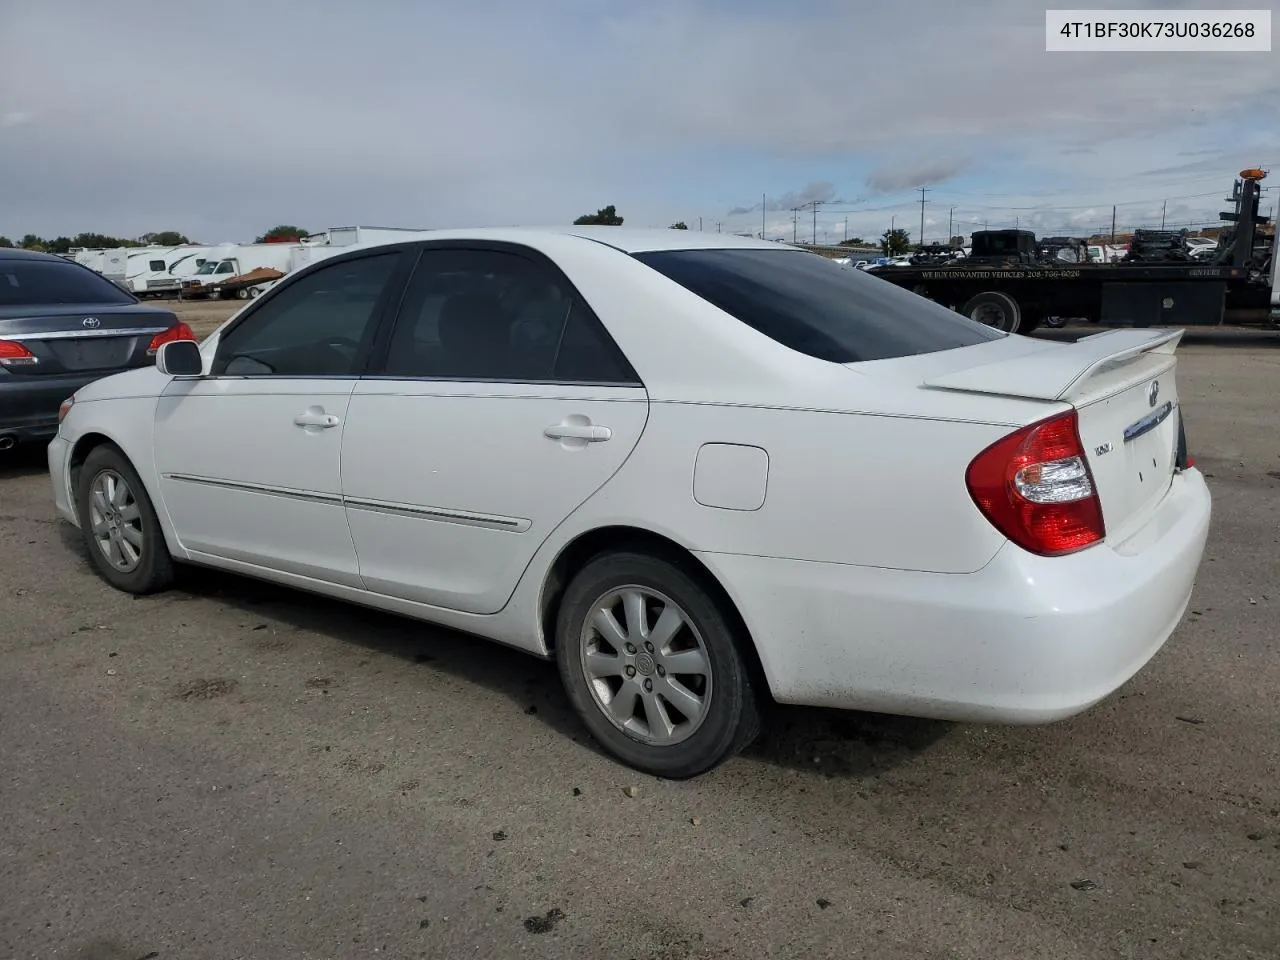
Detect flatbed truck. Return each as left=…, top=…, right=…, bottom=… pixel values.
left=869, top=169, right=1274, bottom=333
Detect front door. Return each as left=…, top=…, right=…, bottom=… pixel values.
left=341, top=244, right=649, bottom=614
left=153, top=249, right=407, bottom=585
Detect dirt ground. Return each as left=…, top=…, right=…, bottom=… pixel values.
left=1, top=327, right=1277, bottom=959
left=166, top=297, right=242, bottom=340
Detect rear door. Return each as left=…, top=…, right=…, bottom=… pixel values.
left=341, top=242, right=649, bottom=614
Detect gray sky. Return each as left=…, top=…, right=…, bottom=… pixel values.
left=1, top=0, right=1276, bottom=244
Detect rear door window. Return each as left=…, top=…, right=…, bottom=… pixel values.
left=0, top=260, right=136, bottom=305
left=634, top=248, right=1004, bottom=363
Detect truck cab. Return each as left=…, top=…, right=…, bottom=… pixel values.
left=1270, top=232, right=1279, bottom=322
left=180, top=258, right=239, bottom=298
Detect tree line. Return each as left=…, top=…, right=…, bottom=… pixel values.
left=0, top=225, right=311, bottom=254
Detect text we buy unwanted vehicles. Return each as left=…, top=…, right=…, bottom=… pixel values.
left=179, top=243, right=298, bottom=301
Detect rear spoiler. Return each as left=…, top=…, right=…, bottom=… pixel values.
left=922, top=328, right=1184, bottom=403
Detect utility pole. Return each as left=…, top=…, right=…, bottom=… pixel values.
left=715, top=221, right=722, bottom=233
left=1111, top=205, right=1117, bottom=246
left=918, top=186, right=929, bottom=248
left=699, top=217, right=703, bottom=231
left=812, top=201, right=818, bottom=245
left=792, top=207, right=799, bottom=244
left=844, top=216, right=848, bottom=242
left=948, top=206, right=954, bottom=242
left=762, top=193, right=766, bottom=240
left=1161, top=199, right=1167, bottom=229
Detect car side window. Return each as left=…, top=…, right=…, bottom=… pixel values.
left=211, top=252, right=400, bottom=377
left=379, top=248, right=638, bottom=384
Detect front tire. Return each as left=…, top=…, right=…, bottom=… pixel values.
left=75, top=444, right=175, bottom=594
left=555, top=551, right=761, bottom=778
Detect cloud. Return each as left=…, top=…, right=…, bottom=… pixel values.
left=728, top=182, right=846, bottom=216
left=865, top=159, right=971, bottom=195
left=0, top=0, right=1276, bottom=241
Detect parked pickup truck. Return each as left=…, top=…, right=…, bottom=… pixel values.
left=179, top=244, right=297, bottom=300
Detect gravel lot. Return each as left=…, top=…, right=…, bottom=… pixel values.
left=2, top=313, right=1277, bottom=959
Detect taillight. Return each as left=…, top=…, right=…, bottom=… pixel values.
left=147, top=322, right=196, bottom=355
left=58, top=396, right=75, bottom=423
left=0, top=339, right=38, bottom=367
left=966, top=409, right=1105, bottom=557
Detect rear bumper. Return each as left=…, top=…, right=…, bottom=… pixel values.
left=697, top=468, right=1212, bottom=723
left=0, top=373, right=105, bottom=441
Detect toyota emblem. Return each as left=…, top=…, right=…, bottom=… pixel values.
left=81, top=317, right=101, bottom=329
left=1147, top=380, right=1160, bottom=407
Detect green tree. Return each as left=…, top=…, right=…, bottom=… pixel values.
left=20, top=234, right=46, bottom=250
left=0, top=236, right=13, bottom=248
left=71, top=232, right=140, bottom=249
left=838, top=237, right=867, bottom=247
left=573, top=205, right=624, bottom=226
left=880, top=227, right=911, bottom=256
left=670, top=221, right=688, bottom=230
left=140, top=230, right=191, bottom=245
left=254, top=224, right=309, bottom=243
left=46, top=236, right=74, bottom=254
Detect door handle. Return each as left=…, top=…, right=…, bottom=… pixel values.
left=294, top=411, right=340, bottom=428
left=544, top=422, right=611, bottom=442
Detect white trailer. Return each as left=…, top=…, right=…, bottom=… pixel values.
left=130, top=246, right=218, bottom=298
left=323, top=225, right=427, bottom=247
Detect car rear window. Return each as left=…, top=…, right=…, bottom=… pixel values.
left=0, top=260, right=136, bottom=306
left=634, top=248, right=1004, bottom=363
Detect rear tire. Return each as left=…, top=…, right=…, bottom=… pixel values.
left=555, top=550, right=761, bottom=778
left=961, top=290, right=1021, bottom=332
left=75, top=445, right=175, bottom=595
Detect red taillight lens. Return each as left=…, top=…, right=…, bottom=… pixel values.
left=147, top=322, right=196, bottom=355
left=58, top=396, right=75, bottom=423
left=966, top=409, right=1105, bottom=557
left=0, top=339, right=38, bottom=366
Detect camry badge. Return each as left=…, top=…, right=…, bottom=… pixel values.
left=82, top=317, right=101, bottom=329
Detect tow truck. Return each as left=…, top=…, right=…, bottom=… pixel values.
left=869, top=168, right=1274, bottom=333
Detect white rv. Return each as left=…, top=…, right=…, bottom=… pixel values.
left=130, top=246, right=218, bottom=297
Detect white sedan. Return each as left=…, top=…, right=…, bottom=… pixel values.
left=48, top=228, right=1212, bottom=778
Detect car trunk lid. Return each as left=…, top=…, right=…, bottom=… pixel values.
left=915, top=328, right=1186, bottom=538
left=0, top=303, right=177, bottom=377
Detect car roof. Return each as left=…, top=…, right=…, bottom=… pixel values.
left=0, top=247, right=75, bottom=262
left=331, top=226, right=790, bottom=256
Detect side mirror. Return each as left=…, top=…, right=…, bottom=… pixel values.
left=156, top=339, right=204, bottom=377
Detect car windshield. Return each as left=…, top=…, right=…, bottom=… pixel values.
left=195, top=261, right=219, bottom=275
left=0, top=260, right=136, bottom=306
left=634, top=248, right=1004, bottom=363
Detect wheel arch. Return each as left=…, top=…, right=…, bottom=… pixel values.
left=67, top=431, right=127, bottom=493
left=67, top=428, right=184, bottom=558
left=538, top=524, right=772, bottom=701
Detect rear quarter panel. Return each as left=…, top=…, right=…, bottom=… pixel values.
left=558, top=400, right=1015, bottom=574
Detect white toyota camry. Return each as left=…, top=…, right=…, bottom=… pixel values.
left=48, top=228, right=1212, bottom=777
